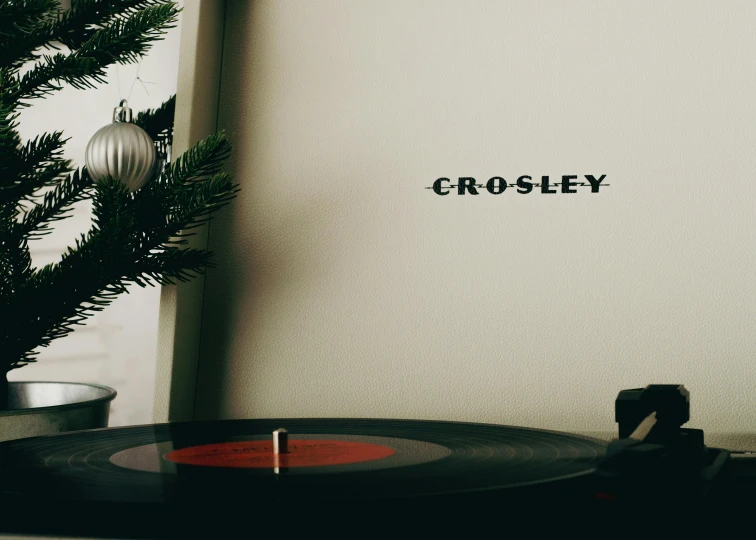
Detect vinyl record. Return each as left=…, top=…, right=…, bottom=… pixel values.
left=0, top=418, right=606, bottom=537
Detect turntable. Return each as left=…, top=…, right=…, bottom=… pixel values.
left=0, top=384, right=752, bottom=537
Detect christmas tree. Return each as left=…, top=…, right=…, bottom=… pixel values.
left=0, top=0, right=237, bottom=405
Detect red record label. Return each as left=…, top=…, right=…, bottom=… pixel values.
left=164, top=440, right=396, bottom=468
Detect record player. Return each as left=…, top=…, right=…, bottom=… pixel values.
left=0, top=384, right=754, bottom=538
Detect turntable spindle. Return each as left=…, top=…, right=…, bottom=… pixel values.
left=273, top=428, right=288, bottom=454
left=273, top=428, right=288, bottom=475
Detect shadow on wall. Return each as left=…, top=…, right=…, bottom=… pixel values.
left=195, top=161, right=363, bottom=419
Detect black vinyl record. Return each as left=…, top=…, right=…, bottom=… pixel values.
left=0, top=418, right=606, bottom=537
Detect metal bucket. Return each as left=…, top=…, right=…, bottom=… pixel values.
left=0, top=382, right=117, bottom=442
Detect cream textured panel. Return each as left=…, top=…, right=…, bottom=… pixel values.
left=195, top=0, right=756, bottom=434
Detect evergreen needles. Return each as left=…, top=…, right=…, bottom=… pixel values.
left=0, top=0, right=238, bottom=376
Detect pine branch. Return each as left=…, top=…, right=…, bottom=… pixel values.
left=0, top=227, right=33, bottom=361
left=17, top=131, right=67, bottom=172
left=75, top=3, right=178, bottom=63
left=0, top=232, right=32, bottom=302
left=0, top=0, right=57, bottom=38
left=5, top=134, right=237, bottom=370
left=6, top=245, right=212, bottom=369
left=2, top=159, right=72, bottom=208
left=0, top=1, right=178, bottom=73
left=133, top=132, right=235, bottom=247
left=0, top=0, right=240, bottom=377
left=0, top=132, right=70, bottom=197
left=130, top=131, right=230, bottom=238
left=8, top=238, right=32, bottom=290
left=163, top=131, right=231, bottom=184
left=91, top=175, right=135, bottom=232
left=131, top=247, right=213, bottom=287
left=6, top=180, right=136, bottom=365
left=170, top=172, right=237, bottom=230
left=8, top=3, right=179, bottom=105
left=0, top=0, right=57, bottom=32
left=133, top=93, right=173, bottom=157
left=19, top=167, right=94, bottom=238
left=0, top=99, right=22, bottom=179
left=56, top=0, right=168, bottom=50
left=0, top=0, right=59, bottom=70
left=7, top=235, right=123, bottom=368
left=133, top=93, right=174, bottom=139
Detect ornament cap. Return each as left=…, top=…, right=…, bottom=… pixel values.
left=113, top=99, right=133, bottom=123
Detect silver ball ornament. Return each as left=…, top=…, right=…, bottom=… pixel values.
left=85, top=99, right=156, bottom=192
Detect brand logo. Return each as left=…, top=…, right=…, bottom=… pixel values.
left=427, top=175, right=608, bottom=195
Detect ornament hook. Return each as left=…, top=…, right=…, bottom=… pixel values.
left=113, top=99, right=132, bottom=123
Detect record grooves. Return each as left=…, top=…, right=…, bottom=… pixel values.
left=4, top=386, right=756, bottom=537
left=0, top=418, right=606, bottom=537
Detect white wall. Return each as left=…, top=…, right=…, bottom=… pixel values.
left=9, top=7, right=183, bottom=427
left=193, top=0, right=756, bottom=434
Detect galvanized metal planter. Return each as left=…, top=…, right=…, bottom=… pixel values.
left=0, top=382, right=117, bottom=442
